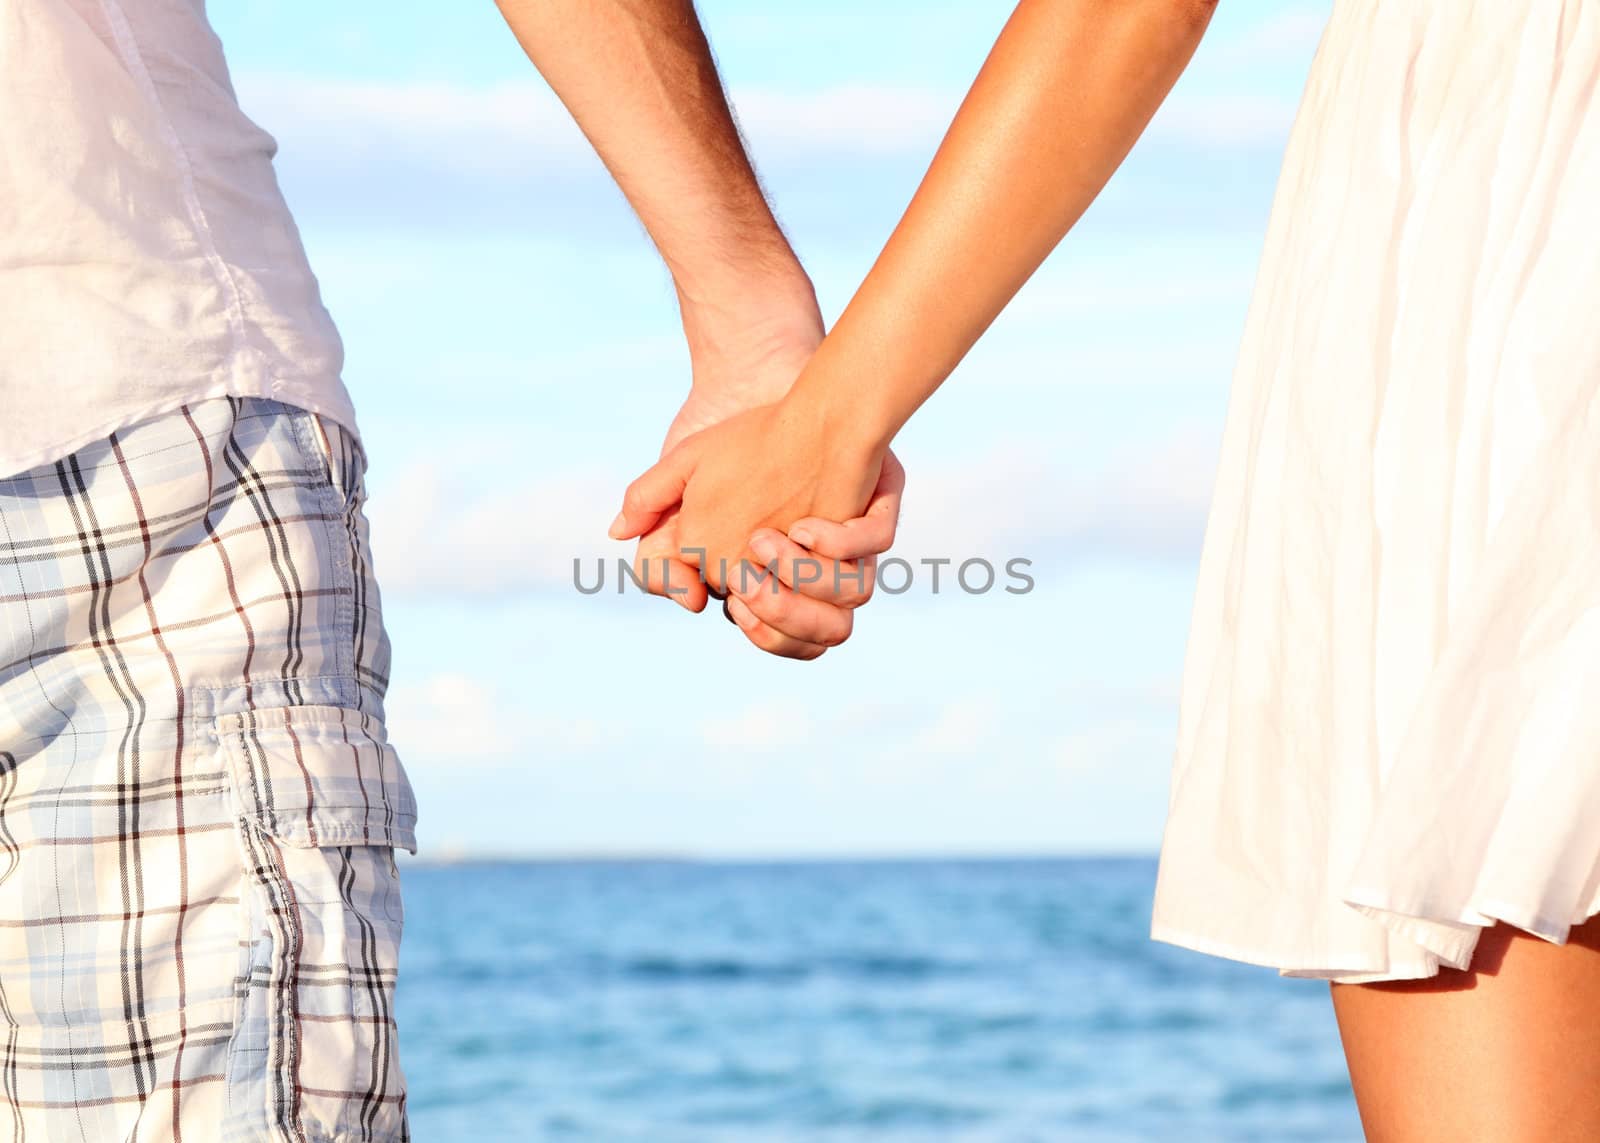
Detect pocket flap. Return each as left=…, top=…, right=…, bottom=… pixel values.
left=219, top=703, right=418, bottom=854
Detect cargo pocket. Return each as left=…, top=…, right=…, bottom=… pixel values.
left=218, top=703, right=417, bottom=1143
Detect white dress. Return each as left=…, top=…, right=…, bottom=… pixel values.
left=1150, top=0, right=1600, bottom=982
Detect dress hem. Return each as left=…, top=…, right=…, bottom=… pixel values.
left=1151, top=894, right=1600, bottom=984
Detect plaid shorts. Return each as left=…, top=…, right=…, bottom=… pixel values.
left=0, top=397, right=418, bottom=1141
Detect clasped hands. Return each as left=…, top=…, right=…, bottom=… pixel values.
left=607, top=296, right=903, bottom=660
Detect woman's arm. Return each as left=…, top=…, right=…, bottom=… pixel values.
left=790, top=0, right=1217, bottom=449
left=793, top=0, right=1216, bottom=454
left=611, top=0, right=1218, bottom=592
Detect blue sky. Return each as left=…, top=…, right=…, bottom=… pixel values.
left=212, top=1, right=1333, bottom=860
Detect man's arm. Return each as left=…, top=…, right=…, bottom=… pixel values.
left=495, top=0, right=903, bottom=659
left=495, top=0, right=814, bottom=355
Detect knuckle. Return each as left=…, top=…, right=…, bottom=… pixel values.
left=843, top=568, right=876, bottom=608
left=818, top=614, right=854, bottom=648
left=773, top=638, right=824, bottom=661
left=748, top=626, right=795, bottom=657
left=748, top=586, right=792, bottom=625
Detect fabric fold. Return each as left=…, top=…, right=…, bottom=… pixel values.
left=1151, top=0, right=1600, bottom=982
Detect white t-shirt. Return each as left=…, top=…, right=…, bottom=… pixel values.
left=0, top=0, right=357, bottom=479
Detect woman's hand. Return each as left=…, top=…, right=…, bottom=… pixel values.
left=725, top=450, right=905, bottom=658
left=611, top=391, right=890, bottom=605
left=622, top=294, right=906, bottom=658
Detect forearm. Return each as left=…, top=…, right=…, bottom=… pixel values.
left=788, top=0, right=1216, bottom=449
left=495, top=0, right=815, bottom=350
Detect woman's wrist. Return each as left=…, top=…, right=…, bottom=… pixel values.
left=777, top=350, right=901, bottom=461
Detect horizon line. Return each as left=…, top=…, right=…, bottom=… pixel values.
left=399, top=847, right=1161, bottom=867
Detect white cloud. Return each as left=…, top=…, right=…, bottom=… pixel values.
left=240, top=69, right=1299, bottom=179
left=732, top=85, right=954, bottom=154
left=383, top=672, right=513, bottom=763
left=1136, top=5, right=1332, bottom=150
left=384, top=671, right=620, bottom=769
left=1005, top=263, right=1258, bottom=319
left=1087, top=423, right=1223, bottom=553
left=235, top=67, right=1299, bottom=245
left=1053, top=719, right=1175, bottom=773
left=237, top=73, right=954, bottom=171
left=694, top=693, right=994, bottom=773
left=366, top=422, right=1218, bottom=600
left=905, top=697, right=996, bottom=755
left=892, top=423, right=1220, bottom=564
left=1145, top=92, right=1301, bottom=149
left=1052, top=674, right=1185, bottom=713
left=1214, top=5, right=1332, bottom=65
left=238, top=75, right=591, bottom=170
left=699, top=699, right=817, bottom=752
left=368, top=459, right=620, bottom=597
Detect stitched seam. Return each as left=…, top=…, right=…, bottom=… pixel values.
left=188, top=676, right=362, bottom=722
left=280, top=407, right=357, bottom=685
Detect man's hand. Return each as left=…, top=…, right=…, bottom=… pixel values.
left=628, top=300, right=822, bottom=616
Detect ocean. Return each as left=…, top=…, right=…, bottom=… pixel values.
left=396, top=857, right=1361, bottom=1141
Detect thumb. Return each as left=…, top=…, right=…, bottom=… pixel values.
left=609, top=444, right=697, bottom=540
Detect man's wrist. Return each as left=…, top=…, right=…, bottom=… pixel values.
left=677, top=265, right=823, bottom=376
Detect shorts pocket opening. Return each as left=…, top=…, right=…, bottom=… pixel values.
left=217, top=702, right=418, bottom=854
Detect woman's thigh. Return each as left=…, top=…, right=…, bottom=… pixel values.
left=1331, top=913, right=1600, bottom=1143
